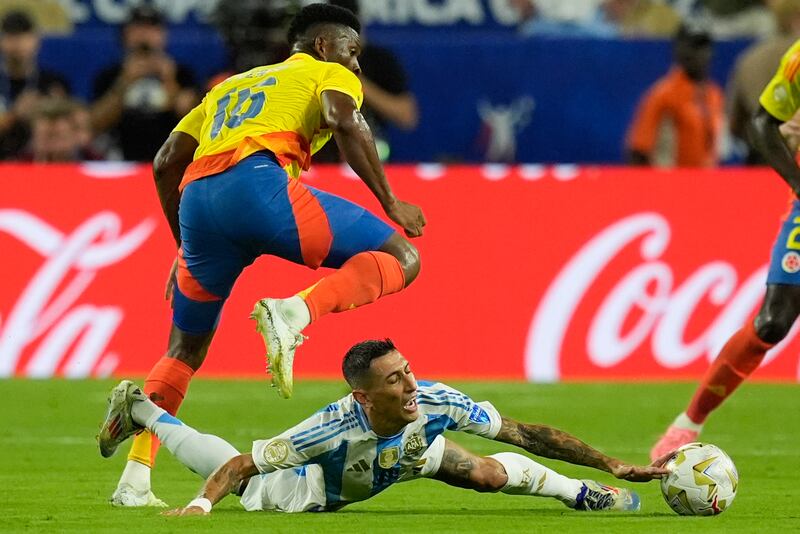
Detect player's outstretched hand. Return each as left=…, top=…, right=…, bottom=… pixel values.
left=610, top=461, right=670, bottom=482
left=385, top=200, right=426, bottom=238
left=160, top=506, right=209, bottom=517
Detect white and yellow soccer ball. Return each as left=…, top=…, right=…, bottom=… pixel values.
left=660, top=442, right=738, bottom=516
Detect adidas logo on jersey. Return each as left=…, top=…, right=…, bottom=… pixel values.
left=347, top=459, right=371, bottom=473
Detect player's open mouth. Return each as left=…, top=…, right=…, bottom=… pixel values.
left=403, top=396, right=417, bottom=413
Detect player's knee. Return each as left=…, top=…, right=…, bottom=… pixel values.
left=470, top=461, right=507, bottom=493
left=754, top=313, right=794, bottom=344
left=396, top=239, right=421, bottom=286
left=380, top=234, right=421, bottom=286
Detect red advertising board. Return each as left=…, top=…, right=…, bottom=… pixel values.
left=1, top=163, right=798, bottom=381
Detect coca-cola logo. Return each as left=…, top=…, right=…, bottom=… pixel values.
left=525, top=213, right=797, bottom=382
left=0, top=210, right=155, bottom=378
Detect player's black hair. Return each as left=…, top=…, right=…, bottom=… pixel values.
left=342, top=339, right=397, bottom=388
left=328, top=0, right=360, bottom=17
left=287, top=3, right=361, bottom=45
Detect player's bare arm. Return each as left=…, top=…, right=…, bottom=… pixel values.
left=163, top=453, right=258, bottom=516
left=750, top=106, right=800, bottom=195
left=153, top=131, right=198, bottom=247
left=494, top=417, right=668, bottom=482
left=321, top=89, right=426, bottom=238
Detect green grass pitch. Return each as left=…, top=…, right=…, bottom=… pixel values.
left=1, top=379, right=798, bottom=533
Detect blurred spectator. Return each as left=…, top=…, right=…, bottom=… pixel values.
left=91, top=6, right=199, bottom=161
left=0, top=1, right=73, bottom=35
left=70, top=100, right=103, bottom=161
left=0, top=9, right=69, bottom=159
left=19, top=97, right=100, bottom=162
left=511, top=0, right=617, bottom=37
left=728, top=0, right=800, bottom=163
left=626, top=22, right=724, bottom=167
left=701, top=0, right=775, bottom=38
left=317, top=0, right=419, bottom=162
left=603, top=0, right=682, bottom=37
left=211, top=0, right=290, bottom=84
left=511, top=0, right=680, bottom=37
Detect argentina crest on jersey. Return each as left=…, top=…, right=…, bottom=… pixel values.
left=403, top=433, right=425, bottom=456
left=378, top=446, right=400, bottom=469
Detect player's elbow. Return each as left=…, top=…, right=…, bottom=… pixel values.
left=329, top=112, right=364, bottom=138
left=222, top=453, right=259, bottom=488
left=748, top=107, right=779, bottom=149
left=152, top=145, right=173, bottom=182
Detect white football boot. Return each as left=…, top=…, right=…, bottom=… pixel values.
left=573, top=480, right=641, bottom=512
left=251, top=298, right=306, bottom=399
left=110, top=484, right=167, bottom=508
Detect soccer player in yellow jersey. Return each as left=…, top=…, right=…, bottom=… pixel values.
left=108, top=4, right=425, bottom=506
left=651, top=39, right=800, bottom=459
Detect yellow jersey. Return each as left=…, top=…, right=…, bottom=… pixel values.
left=174, top=53, right=363, bottom=189
left=760, top=39, right=800, bottom=122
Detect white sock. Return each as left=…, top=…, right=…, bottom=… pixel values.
left=278, top=296, right=311, bottom=331
left=130, top=397, right=161, bottom=427
left=141, top=408, right=240, bottom=479
left=489, top=452, right=584, bottom=507
left=116, top=460, right=151, bottom=491
left=672, top=412, right=703, bottom=433
left=115, top=398, right=160, bottom=491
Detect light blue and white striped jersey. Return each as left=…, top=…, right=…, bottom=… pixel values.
left=251, top=380, right=502, bottom=510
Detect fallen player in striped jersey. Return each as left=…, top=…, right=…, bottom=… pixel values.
left=99, top=339, right=669, bottom=515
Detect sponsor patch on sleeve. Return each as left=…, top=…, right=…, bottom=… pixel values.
left=469, top=404, right=490, bottom=424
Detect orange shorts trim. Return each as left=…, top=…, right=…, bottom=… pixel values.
left=287, top=179, right=332, bottom=269
left=176, top=248, right=222, bottom=302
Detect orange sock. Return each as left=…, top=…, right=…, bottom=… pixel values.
left=127, top=356, right=194, bottom=466
left=685, top=322, right=773, bottom=424
left=303, top=251, right=405, bottom=322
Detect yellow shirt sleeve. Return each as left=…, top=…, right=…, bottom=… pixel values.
left=760, top=40, right=800, bottom=122
left=172, top=99, right=207, bottom=140
left=316, top=64, right=364, bottom=109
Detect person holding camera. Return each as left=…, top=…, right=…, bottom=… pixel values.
left=91, top=6, right=198, bottom=162
left=0, top=10, right=70, bottom=159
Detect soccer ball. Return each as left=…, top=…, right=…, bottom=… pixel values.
left=660, top=442, right=738, bottom=516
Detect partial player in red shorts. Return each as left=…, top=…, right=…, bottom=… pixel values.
left=105, top=4, right=425, bottom=506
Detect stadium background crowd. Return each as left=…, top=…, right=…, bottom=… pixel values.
left=1, top=0, right=799, bottom=165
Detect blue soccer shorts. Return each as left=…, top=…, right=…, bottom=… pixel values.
left=767, top=198, right=800, bottom=286
left=172, top=151, right=395, bottom=334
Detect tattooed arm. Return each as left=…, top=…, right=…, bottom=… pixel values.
left=162, top=454, right=259, bottom=516
left=494, top=417, right=668, bottom=482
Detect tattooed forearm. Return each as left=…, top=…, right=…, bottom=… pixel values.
left=494, top=417, right=613, bottom=472
left=433, top=445, right=481, bottom=490
left=199, top=454, right=258, bottom=504
left=442, top=447, right=475, bottom=477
